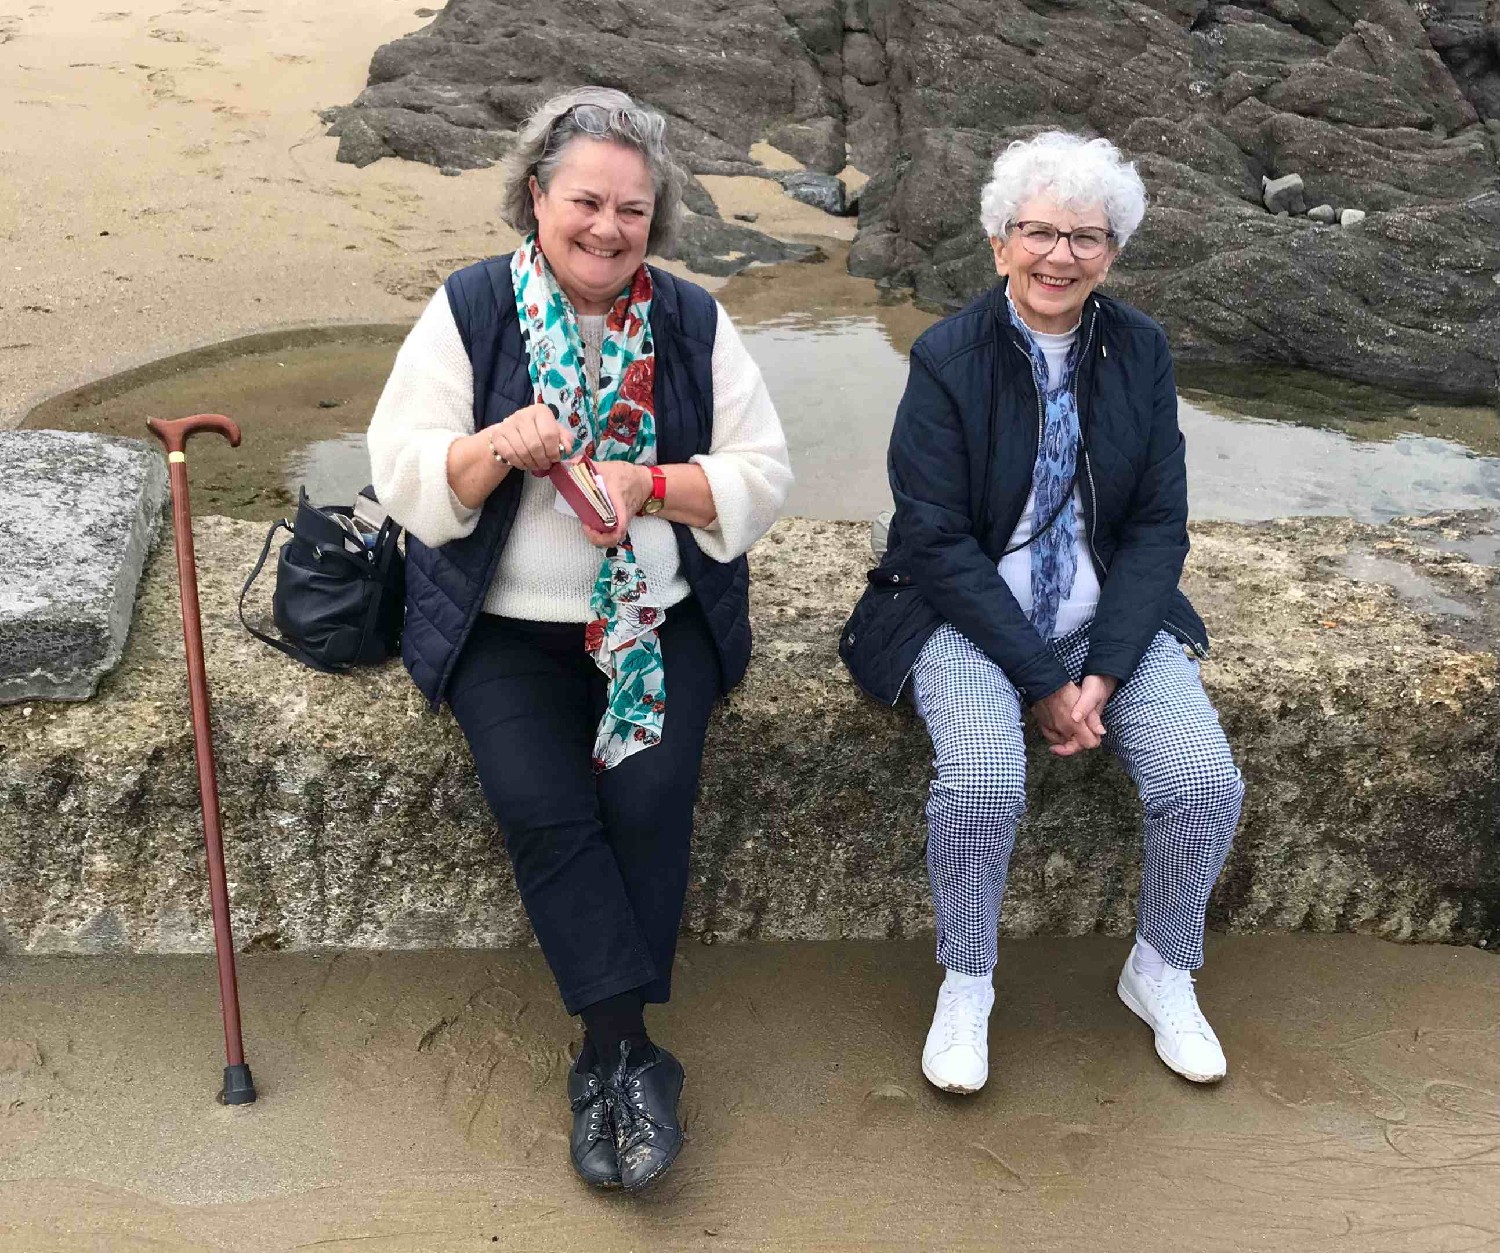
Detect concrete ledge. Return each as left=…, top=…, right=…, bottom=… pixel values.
left=0, top=514, right=1494, bottom=954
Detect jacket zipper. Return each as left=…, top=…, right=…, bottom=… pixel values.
left=1076, top=305, right=1106, bottom=581
left=1163, top=618, right=1210, bottom=658
left=1079, top=303, right=1208, bottom=660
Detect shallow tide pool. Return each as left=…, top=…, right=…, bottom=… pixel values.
left=26, top=294, right=1499, bottom=529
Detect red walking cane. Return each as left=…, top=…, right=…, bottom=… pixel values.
left=146, top=413, right=257, bottom=1106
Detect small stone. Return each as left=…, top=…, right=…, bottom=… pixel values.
left=1340, top=208, right=1367, bottom=227
left=316, top=399, right=343, bottom=409
left=1308, top=204, right=1336, bottom=224
left=1261, top=172, right=1306, bottom=215
left=439, top=166, right=462, bottom=177
left=732, top=211, right=759, bottom=223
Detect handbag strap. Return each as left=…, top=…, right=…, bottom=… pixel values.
left=237, top=517, right=343, bottom=675
left=1001, top=466, right=1080, bottom=557
left=356, top=517, right=402, bottom=651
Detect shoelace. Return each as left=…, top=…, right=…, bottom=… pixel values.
left=570, top=1073, right=615, bottom=1147
left=935, top=985, right=991, bottom=1050
left=607, top=1048, right=670, bottom=1155
left=1154, top=970, right=1213, bottom=1038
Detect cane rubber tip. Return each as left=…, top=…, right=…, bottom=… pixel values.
left=218, top=1063, right=257, bottom=1105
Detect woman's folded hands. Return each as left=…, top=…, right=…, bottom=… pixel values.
left=1032, top=674, right=1120, bottom=757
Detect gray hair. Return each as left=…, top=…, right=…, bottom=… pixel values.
left=501, top=86, right=682, bottom=257
left=978, top=131, right=1148, bottom=249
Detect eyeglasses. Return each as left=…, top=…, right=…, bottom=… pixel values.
left=1012, top=221, right=1114, bottom=260
left=563, top=102, right=652, bottom=143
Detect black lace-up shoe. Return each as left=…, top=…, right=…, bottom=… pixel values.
left=567, top=1056, right=620, bottom=1188
left=608, top=1042, right=684, bottom=1192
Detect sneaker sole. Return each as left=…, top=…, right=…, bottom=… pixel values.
left=1116, top=977, right=1226, bottom=1085
left=921, top=1058, right=987, bottom=1094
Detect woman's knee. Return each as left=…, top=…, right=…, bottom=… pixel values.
left=927, top=741, right=1028, bottom=835
left=1145, top=752, right=1244, bottom=825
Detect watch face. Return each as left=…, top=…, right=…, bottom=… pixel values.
left=643, top=497, right=665, bottom=515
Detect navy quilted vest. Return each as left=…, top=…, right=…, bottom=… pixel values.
left=401, top=257, right=751, bottom=709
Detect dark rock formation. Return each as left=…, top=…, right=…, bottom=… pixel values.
left=676, top=212, right=826, bottom=275
left=0, top=513, right=1494, bottom=954
left=327, top=0, right=1500, bottom=401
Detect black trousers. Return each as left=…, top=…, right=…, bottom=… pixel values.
left=447, top=598, right=719, bottom=1016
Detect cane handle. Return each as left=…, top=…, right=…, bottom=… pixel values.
left=146, top=413, right=242, bottom=455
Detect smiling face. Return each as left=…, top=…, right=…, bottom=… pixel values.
left=530, top=138, right=655, bottom=314
left=990, top=194, right=1117, bottom=334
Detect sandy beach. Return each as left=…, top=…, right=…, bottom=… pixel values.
left=1, top=0, right=858, bottom=430
left=0, top=0, right=522, bottom=429
left=0, top=0, right=510, bottom=428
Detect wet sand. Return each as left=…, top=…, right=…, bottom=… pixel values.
left=0, top=936, right=1493, bottom=1251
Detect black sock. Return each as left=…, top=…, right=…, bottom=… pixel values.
left=579, top=989, right=650, bottom=1070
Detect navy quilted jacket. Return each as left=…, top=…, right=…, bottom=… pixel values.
left=401, top=258, right=751, bottom=709
left=839, top=280, right=1208, bottom=707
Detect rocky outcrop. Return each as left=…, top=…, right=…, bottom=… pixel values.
left=0, top=511, right=1493, bottom=955
left=327, top=0, right=1500, bottom=401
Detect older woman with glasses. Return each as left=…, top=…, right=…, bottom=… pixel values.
left=368, top=86, right=791, bottom=1191
left=841, top=131, right=1244, bottom=1093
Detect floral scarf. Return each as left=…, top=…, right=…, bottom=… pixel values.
left=511, top=234, right=665, bottom=771
left=1007, top=297, right=1080, bottom=641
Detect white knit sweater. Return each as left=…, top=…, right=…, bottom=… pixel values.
left=367, top=286, right=793, bottom=622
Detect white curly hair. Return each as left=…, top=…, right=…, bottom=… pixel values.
left=978, top=131, right=1148, bottom=247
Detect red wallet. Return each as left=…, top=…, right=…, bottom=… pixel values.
left=533, top=456, right=618, bottom=531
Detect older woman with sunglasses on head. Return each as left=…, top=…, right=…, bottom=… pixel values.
left=367, top=87, right=790, bottom=1192
left=841, top=132, right=1244, bottom=1093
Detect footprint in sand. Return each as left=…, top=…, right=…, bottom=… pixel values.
left=970, top=1142, right=1027, bottom=1191
left=148, top=27, right=187, bottom=42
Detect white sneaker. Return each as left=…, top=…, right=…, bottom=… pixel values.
left=1117, top=957, right=1227, bottom=1083
left=921, top=978, right=994, bottom=1094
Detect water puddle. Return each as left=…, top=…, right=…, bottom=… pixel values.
left=1340, top=553, right=1478, bottom=620
left=23, top=262, right=1500, bottom=530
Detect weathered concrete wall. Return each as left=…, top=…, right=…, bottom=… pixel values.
left=0, top=513, right=1494, bottom=955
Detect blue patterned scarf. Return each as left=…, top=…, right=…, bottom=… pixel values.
left=1007, top=298, right=1080, bottom=641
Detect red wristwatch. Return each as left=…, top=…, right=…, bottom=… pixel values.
left=641, top=465, right=667, bottom=515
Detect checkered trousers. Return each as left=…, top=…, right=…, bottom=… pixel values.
left=911, top=623, right=1244, bottom=976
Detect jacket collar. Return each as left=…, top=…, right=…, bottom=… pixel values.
left=990, top=275, right=1101, bottom=355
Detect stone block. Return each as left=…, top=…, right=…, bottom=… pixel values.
left=1341, top=207, right=1368, bottom=226
left=0, top=431, right=167, bottom=704
left=1308, top=203, right=1337, bottom=223
left=0, top=513, right=1493, bottom=954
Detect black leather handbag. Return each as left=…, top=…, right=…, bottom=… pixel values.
left=239, top=488, right=404, bottom=673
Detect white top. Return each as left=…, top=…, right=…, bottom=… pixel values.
left=998, top=314, right=1100, bottom=639
left=367, top=288, right=793, bottom=622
